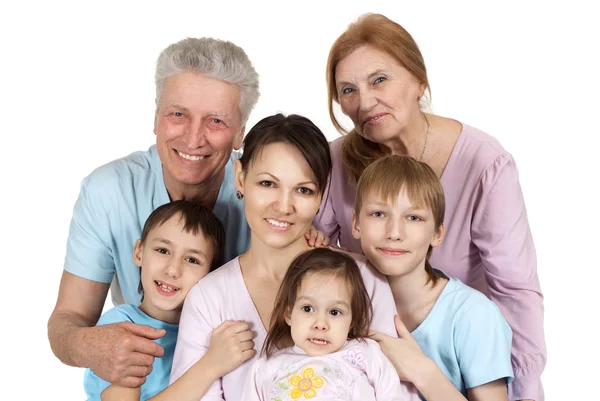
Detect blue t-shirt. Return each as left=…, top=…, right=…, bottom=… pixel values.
left=412, top=271, right=513, bottom=399
left=83, top=304, right=178, bottom=401
left=64, top=145, right=249, bottom=305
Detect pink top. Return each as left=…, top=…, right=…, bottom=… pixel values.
left=169, top=252, right=398, bottom=401
left=314, top=124, right=546, bottom=400
left=241, top=339, right=419, bottom=401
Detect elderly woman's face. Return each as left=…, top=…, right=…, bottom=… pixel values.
left=154, top=71, right=244, bottom=189
left=335, top=45, right=424, bottom=144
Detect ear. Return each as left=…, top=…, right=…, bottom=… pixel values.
left=284, top=307, right=292, bottom=327
left=153, top=109, right=159, bottom=136
left=430, top=223, right=445, bottom=248
left=234, top=159, right=245, bottom=194
left=418, top=83, right=426, bottom=100
left=351, top=212, right=361, bottom=240
left=233, top=125, right=246, bottom=151
left=133, top=239, right=144, bottom=266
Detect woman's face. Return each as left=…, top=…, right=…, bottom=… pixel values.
left=235, top=142, right=322, bottom=250
left=335, top=45, right=425, bottom=146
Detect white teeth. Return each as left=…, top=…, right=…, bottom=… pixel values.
left=309, top=338, right=327, bottom=345
left=156, top=281, right=178, bottom=292
left=266, top=218, right=291, bottom=228
left=178, top=151, right=205, bottom=161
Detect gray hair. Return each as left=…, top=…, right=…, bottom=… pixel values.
left=155, top=37, right=260, bottom=126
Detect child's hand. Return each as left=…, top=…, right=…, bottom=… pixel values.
left=205, top=320, right=256, bottom=378
left=304, top=225, right=330, bottom=248
left=369, top=315, right=431, bottom=384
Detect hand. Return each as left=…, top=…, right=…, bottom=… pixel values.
left=204, top=320, right=256, bottom=378
left=78, top=322, right=165, bottom=388
left=369, top=315, right=430, bottom=384
left=304, top=225, right=330, bottom=248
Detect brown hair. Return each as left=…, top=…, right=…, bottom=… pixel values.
left=355, top=155, right=445, bottom=285
left=239, top=113, right=332, bottom=197
left=140, top=200, right=226, bottom=271
left=262, top=248, right=372, bottom=358
left=326, top=13, right=430, bottom=185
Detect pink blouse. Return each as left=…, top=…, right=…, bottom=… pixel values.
left=314, top=124, right=546, bottom=400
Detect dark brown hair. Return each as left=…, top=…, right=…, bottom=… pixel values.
left=140, top=200, right=226, bottom=271
left=262, top=248, right=372, bottom=358
left=239, top=113, right=332, bottom=197
left=355, top=155, right=445, bottom=285
left=326, top=13, right=430, bottom=185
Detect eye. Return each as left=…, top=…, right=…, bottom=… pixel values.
left=302, top=305, right=314, bottom=313
left=186, top=257, right=201, bottom=265
left=297, top=187, right=314, bottom=195
left=342, top=87, right=354, bottom=94
left=155, top=248, right=169, bottom=255
left=407, top=215, right=422, bottom=222
left=370, top=211, right=385, bottom=218
left=374, top=76, right=386, bottom=85
left=212, top=118, right=222, bottom=124
left=174, top=112, right=184, bottom=117
left=330, top=309, right=343, bottom=317
left=259, top=180, right=275, bottom=188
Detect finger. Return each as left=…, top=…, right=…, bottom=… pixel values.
left=123, top=322, right=166, bottom=340
left=368, top=330, right=385, bottom=342
left=226, top=320, right=251, bottom=334
left=241, top=348, right=256, bottom=362
left=116, top=376, right=147, bottom=388
left=239, top=340, right=255, bottom=351
left=394, top=315, right=412, bottom=339
left=213, top=320, right=237, bottom=334
left=131, top=336, right=165, bottom=358
left=235, top=330, right=256, bottom=342
left=128, top=351, right=155, bottom=368
left=322, top=236, right=330, bottom=247
left=122, top=364, right=153, bottom=379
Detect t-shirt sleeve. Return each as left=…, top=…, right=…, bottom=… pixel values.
left=454, top=300, right=514, bottom=389
left=365, top=341, right=420, bottom=401
left=64, top=176, right=115, bottom=283
left=169, top=284, right=224, bottom=401
left=357, top=258, right=397, bottom=337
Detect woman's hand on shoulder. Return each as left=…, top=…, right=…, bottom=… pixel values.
left=305, top=225, right=330, bottom=248
left=204, top=320, right=256, bottom=378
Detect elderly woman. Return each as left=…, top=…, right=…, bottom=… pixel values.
left=314, top=13, right=545, bottom=401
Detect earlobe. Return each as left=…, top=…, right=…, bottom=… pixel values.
left=351, top=213, right=361, bottom=239
left=234, top=160, right=245, bottom=194
left=284, top=309, right=292, bottom=327
left=233, top=126, right=246, bottom=150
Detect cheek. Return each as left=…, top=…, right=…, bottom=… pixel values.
left=207, top=130, right=236, bottom=150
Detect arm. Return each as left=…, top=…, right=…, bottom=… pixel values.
left=48, top=271, right=165, bottom=387
left=472, top=154, right=546, bottom=400
left=468, top=380, right=509, bottom=401
left=239, top=358, right=265, bottom=401
left=358, top=257, right=397, bottom=337
left=152, top=321, right=255, bottom=401
left=370, top=316, right=468, bottom=401
left=101, top=385, right=141, bottom=401
left=312, top=166, right=341, bottom=245
left=366, top=341, right=420, bottom=401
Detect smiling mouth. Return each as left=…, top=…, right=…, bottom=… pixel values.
left=378, top=248, right=408, bottom=256
left=308, top=338, right=329, bottom=345
left=177, top=150, right=206, bottom=161
left=155, top=280, right=180, bottom=293
left=363, top=114, right=386, bottom=126
left=266, top=218, right=292, bottom=228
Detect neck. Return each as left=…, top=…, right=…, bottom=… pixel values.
left=240, top=234, right=312, bottom=282
left=163, top=168, right=225, bottom=210
left=387, top=263, right=432, bottom=314
left=139, top=300, right=180, bottom=325
left=379, top=112, right=430, bottom=159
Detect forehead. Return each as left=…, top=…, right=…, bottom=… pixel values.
left=297, top=272, right=351, bottom=301
left=248, top=142, right=316, bottom=182
left=361, top=188, right=426, bottom=210
left=159, top=71, right=241, bottom=118
left=336, top=45, right=403, bottom=81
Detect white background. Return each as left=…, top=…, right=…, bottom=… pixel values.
left=1, top=1, right=598, bottom=399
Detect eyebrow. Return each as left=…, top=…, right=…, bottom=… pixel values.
left=152, top=237, right=206, bottom=257
left=166, top=104, right=232, bottom=120
left=256, top=172, right=316, bottom=187
left=296, top=295, right=350, bottom=310
left=337, top=69, right=388, bottom=88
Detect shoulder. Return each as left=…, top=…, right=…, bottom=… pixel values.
left=97, top=304, right=138, bottom=326
left=443, top=278, right=509, bottom=327
left=455, top=123, right=516, bottom=177
left=187, top=258, right=241, bottom=301
left=340, top=250, right=387, bottom=283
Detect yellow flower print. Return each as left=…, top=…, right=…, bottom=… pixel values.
left=288, top=367, right=325, bottom=399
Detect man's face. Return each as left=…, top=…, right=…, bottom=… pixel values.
left=154, top=71, right=244, bottom=191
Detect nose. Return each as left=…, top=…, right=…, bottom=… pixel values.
left=387, top=218, right=405, bottom=241
left=164, top=259, right=182, bottom=279
left=313, top=312, right=329, bottom=331
left=184, top=120, right=208, bottom=149
left=273, top=190, right=294, bottom=215
left=358, top=86, right=378, bottom=113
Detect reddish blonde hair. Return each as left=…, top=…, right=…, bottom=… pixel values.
left=355, top=156, right=445, bottom=285
left=262, top=248, right=372, bottom=358
left=326, top=13, right=431, bottom=185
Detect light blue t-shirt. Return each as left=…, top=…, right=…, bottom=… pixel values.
left=83, top=304, right=178, bottom=401
left=64, top=145, right=249, bottom=305
left=412, top=271, right=513, bottom=399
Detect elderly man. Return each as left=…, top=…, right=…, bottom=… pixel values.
left=48, top=37, right=260, bottom=388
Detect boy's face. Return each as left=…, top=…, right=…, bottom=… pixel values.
left=351, top=189, right=444, bottom=279
left=286, top=272, right=353, bottom=356
left=133, top=214, right=215, bottom=323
